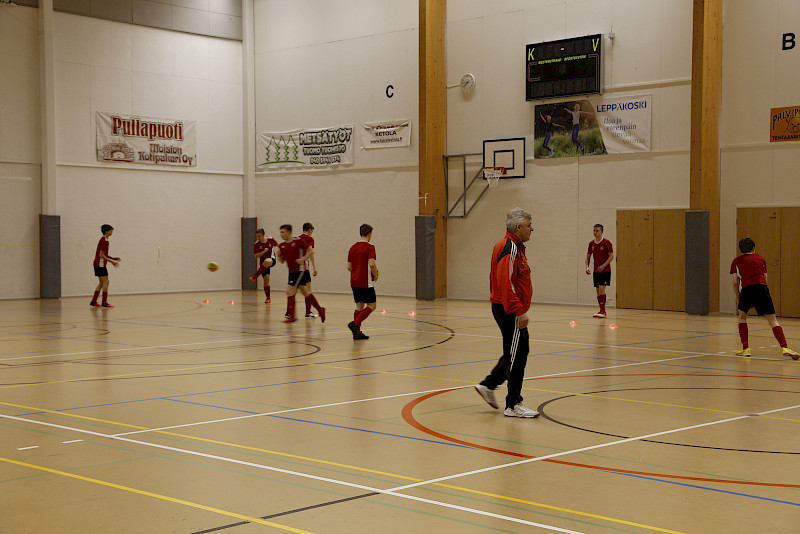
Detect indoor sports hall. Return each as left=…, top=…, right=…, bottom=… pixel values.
left=2, top=1, right=800, bottom=533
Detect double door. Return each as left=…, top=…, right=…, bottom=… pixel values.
left=616, top=209, right=685, bottom=311
left=736, top=207, right=800, bottom=317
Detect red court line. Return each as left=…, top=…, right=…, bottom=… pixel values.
left=400, top=374, right=800, bottom=489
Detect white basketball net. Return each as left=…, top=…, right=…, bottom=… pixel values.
left=484, top=167, right=505, bottom=188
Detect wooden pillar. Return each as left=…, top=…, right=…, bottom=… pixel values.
left=690, top=0, right=722, bottom=312
left=419, top=0, right=447, bottom=298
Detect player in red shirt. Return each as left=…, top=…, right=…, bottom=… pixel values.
left=731, top=237, right=799, bottom=359
left=474, top=208, right=539, bottom=418
left=346, top=224, right=378, bottom=340
left=248, top=229, right=278, bottom=303
left=275, top=224, right=325, bottom=324
left=585, top=223, right=614, bottom=318
left=90, top=224, right=120, bottom=308
left=299, top=222, right=319, bottom=318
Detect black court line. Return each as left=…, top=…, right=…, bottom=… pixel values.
left=191, top=492, right=379, bottom=533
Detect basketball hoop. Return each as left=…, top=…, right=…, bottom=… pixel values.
left=483, top=166, right=506, bottom=188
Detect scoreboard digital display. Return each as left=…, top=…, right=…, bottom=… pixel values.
left=526, top=34, right=602, bottom=101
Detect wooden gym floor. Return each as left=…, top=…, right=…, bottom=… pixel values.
left=1, top=291, right=799, bottom=533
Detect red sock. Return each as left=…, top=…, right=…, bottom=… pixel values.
left=598, top=294, right=606, bottom=312
left=264, top=286, right=270, bottom=299
left=738, top=323, right=749, bottom=349
left=306, top=293, right=321, bottom=313
left=355, top=307, right=373, bottom=326
left=92, top=291, right=100, bottom=303
left=772, top=326, right=788, bottom=348
left=101, top=291, right=108, bottom=304
left=286, top=295, right=295, bottom=317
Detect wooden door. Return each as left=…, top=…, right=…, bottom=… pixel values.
left=780, top=208, right=800, bottom=317
left=617, top=210, right=654, bottom=309
left=736, top=208, right=781, bottom=315
left=653, top=210, right=685, bottom=311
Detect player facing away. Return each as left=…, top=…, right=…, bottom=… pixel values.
left=299, top=222, right=319, bottom=318
left=586, top=224, right=614, bottom=318
left=90, top=224, right=120, bottom=308
left=275, top=224, right=325, bottom=324
left=346, top=224, right=378, bottom=340
left=731, top=237, right=800, bottom=359
left=563, top=103, right=589, bottom=153
left=249, top=229, right=278, bottom=303
left=474, top=208, right=539, bottom=418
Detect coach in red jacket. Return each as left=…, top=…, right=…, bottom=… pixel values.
left=474, top=208, right=539, bottom=418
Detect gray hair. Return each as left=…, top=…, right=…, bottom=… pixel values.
left=505, top=208, right=532, bottom=232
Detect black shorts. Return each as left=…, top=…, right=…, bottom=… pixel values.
left=94, top=266, right=109, bottom=277
left=352, top=286, right=377, bottom=304
left=593, top=272, right=611, bottom=287
left=738, top=284, right=775, bottom=316
left=288, top=270, right=312, bottom=287
left=261, top=264, right=271, bottom=276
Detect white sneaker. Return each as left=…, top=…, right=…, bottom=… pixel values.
left=474, top=384, right=498, bottom=409
left=593, top=312, right=606, bottom=318
left=503, top=403, right=539, bottom=418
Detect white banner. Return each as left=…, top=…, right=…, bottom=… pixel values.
left=360, top=120, right=412, bottom=149
left=257, top=125, right=354, bottom=169
left=594, top=95, right=652, bottom=153
left=96, top=112, right=197, bottom=166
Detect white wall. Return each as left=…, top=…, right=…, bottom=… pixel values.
left=51, top=12, right=243, bottom=296
left=0, top=6, right=41, bottom=298
left=252, top=0, right=418, bottom=296
left=446, top=0, right=693, bottom=307
left=719, top=0, right=800, bottom=312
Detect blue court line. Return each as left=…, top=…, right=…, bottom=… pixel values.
left=612, top=471, right=800, bottom=507
left=162, top=397, right=472, bottom=449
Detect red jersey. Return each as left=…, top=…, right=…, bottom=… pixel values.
left=299, top=233, right=315, bottom=270
left=489, top=232, right=532, bottom=316
left=730, top=253, right=768, bottom=288
left=93, top=237, right=110, bottom=267
left=278, top=238, right=306, bottom=273
left=587, top=238, right=613, bottom=273
left=348, top=240, right=376, bottom=288
left=254, top=237, right=278, bottom=258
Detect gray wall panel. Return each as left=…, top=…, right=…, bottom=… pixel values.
left=133, top=0, right=172, bottom=29
left=685, top=210, right=710, bottom=315
left=210, top=12, right=241, bottom=40
left=91, top=0, right=132, bottom=23
left=173, top=0, right=208, bottom=10
left=242, top=218, right=257, bottom=290
left=172, top=5, right=209, bottom=35
left=54, top=0, right=92, bottom=16
left=210, top=0, right=240, bottom=17
left=40, top=214, right=61, bottom=299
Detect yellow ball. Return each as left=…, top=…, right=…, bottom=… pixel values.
left=207, top=262, right=219, bottom=272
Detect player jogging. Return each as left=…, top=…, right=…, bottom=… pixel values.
left=346, top=224, right=378, bottom=340
left=586, top=224, right=614, bottom=318
left=90, top=224, right=120, bottom=308
left=249, top=229, right=278, bottom=303
left=474, top=208, right=539, bottom=418
left=275, top=224, right=325, bottom=324
left=731, top=237, right=799, bottom=359
left=299, top=222, right=319, bottom=318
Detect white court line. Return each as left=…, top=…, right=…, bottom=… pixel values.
left=16, top=446, right=38, bottom=451
left=114, top=353, right=706, bottom=437
left=6, top=401, right=800, bottom=532
left=0, top=412, right=587, bottom=534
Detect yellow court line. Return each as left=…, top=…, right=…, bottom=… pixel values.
left=0, top=399, right=699, bottom=534
left=312, top=363, right=800, bottom=423
left=0, top=336, right=465, bottom=391
left=0, top=456, right=315, bottom=534
left=434, top=484, right=687, bottom=534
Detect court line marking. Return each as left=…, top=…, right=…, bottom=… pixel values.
left=110, top=353, right=706, bottom=437
left=0, top=413, right=592, bottom=534
left=0, top=456, right=316, bottom=534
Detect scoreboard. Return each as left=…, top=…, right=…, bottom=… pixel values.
left=525, top=34, right=602, bottom=101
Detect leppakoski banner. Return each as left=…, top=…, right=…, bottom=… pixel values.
left=533, top=95, right=651, bottom=159
left=96, top=112, right=197, bottom=166
left=361, top=120, right=412, bottom=148
left=257, top=125, right=354, bottom=169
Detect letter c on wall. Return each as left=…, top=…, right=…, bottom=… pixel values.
left=386, top=85, right=394, bottom=98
